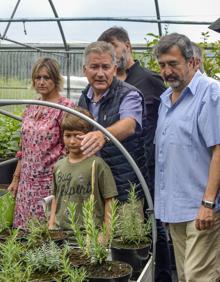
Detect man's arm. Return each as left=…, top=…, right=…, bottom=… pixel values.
left=195, top=144, right=220, bottom=230
left=79, top=117, right=136, bottom=157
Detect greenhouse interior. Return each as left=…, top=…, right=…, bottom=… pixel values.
left=0, top=1, right=220, bottom=281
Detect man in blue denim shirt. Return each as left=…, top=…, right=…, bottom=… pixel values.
left=154, top=33, right=220, bottom=282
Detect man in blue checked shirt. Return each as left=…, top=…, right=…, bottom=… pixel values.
left=154, top=33, right=220, bottom=282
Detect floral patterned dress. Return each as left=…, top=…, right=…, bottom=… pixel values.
left=13, top=96, right=74, bottom=228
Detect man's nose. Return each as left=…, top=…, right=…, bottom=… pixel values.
left=163, top=65, right=173, bottom=76
left=97, top=67, right=104, bottom=76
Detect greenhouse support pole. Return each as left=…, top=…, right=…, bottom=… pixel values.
left=2, top=0, right=21, bottom=40
left=154, top=0, right=162, bottom=36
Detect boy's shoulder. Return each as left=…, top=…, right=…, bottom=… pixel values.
left=54, top=156, right=68, bottom=169
left=88, top=155, right=106, bottom=165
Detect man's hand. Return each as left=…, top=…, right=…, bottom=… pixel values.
left=195, top=205, right=215, bottom=231
left=78, top=130, right=106, bottom=157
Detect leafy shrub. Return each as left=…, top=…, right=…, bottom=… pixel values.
left=116, top=184, right=152, bottom=246
left=0, top=114, right=21, bottom=160
left=68, top=197, right=118, bottom=265
left=199, top=32, right=220, bottom=79
left=59, top=246, right=87, bottom=282
left=0, top=229, right=32, bottom=282
left=26, top=218, right=50, bottom=248
left=24, top=241, right=61, bottom=273
left=134, top=32, right=220, bottom=81
left=68, top=159, right=118, bottom=265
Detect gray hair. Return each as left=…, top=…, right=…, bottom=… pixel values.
left=191, top=42, right=204, bottom=73
left=154, top=33, right=194, bottom=62
left=84, top=41, right=116, bottom=65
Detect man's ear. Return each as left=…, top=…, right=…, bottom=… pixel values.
left=189, top=57, right=195, bottom=68
left=113, top=64, right=118, bottom=76
left=126, top=41, right=132, bottom=52
left=83, top=65, right=86, bottom=75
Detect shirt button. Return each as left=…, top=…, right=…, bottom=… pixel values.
left=162, top=131, right=166, bottom=135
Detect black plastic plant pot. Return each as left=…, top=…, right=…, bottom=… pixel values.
left=87, top=261, right=132, bottom=282
left=0, top=159, right=17, bottom=184
left=111, top=244, right=150, bottom=280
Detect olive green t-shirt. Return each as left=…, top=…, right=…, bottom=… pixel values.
left=52, top=156, right=118, bottom=229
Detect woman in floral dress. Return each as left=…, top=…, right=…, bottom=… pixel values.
left=8, top=57, right=74, bottom=228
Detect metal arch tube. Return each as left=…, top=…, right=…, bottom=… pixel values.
left=0, top=99, right=157, bottom=281
left=0, top=109, right=22, bottom=121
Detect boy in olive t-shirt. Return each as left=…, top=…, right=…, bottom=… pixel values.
left=48, top=107, right=118, bottom=231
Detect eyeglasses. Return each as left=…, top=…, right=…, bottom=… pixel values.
left=34, top=75, right=51, bottom=81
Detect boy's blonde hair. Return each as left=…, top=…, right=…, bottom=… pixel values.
left=61, top=107, right=94, bottom=134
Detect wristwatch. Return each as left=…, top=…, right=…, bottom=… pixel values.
left=201, top=199, right=216, bottom=209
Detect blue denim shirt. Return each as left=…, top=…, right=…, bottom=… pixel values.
left=86, top=86, right=142, bottom=127
left=155, top=71, right=220, bottom=223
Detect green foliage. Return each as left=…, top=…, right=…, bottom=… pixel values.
left=0, top=114, right=21, bottom=160
left=26, top=218, right=50, bottom=248
left=0, top=229, right=32, bottom=282
left=199, top=32, right=220, bottom=79
left=58, top=245, right=87, bottom=282
left=117, top=184, right=152, bottom=246
left=24, top=241, right=62, bottom=273
left=133, top=33, right=160, bottom=73
left=68, top=197, right=118, bottom=265
left=0, top=190, right=15, bottom=232
left=133, top=31, right=220, bottom=80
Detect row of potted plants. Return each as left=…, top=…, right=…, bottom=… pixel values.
left=0, top=185, right=152, bottom=281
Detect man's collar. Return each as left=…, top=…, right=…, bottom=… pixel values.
left=126, top=60, right=139, bottom=75
left=160, top=70, right=203, bottom=107
left=186, top=70, right=203, bottom=96
left=87, top=87, right=109, bottom=101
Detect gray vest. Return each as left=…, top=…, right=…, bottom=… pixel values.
left=79, top=77, right=147, bottom=202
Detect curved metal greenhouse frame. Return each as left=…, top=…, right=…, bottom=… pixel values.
left=0, top=99, right=157, bottom=281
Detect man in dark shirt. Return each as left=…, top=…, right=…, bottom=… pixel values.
left=98, top=26, right=172, bottom=282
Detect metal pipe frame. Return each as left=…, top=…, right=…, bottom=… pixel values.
left=2, top=0, right=21, bottom=40
left=0, top=17, right=212, bottom=25
left=0, top=99, right=157, bottom=281
left=154, top=0, right=162, bottom=36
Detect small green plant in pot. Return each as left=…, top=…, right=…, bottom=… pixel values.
left=24, top=240, right=64, bottom=281
left=0, top=229, right=32, bottom=282
left=58, top=245, right=87, bottom=282
left=25, top=218, right=50, bottom=248
left=67, top=161, right=132, bottom=281
left=111, top=184, right=152, bottom=280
